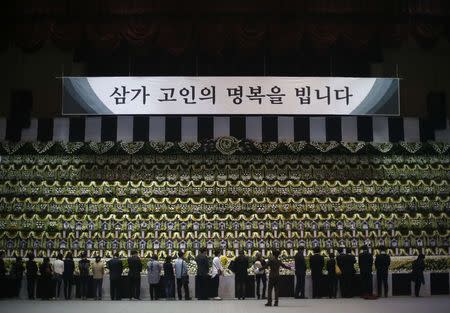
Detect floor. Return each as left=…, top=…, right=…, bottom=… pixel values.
left=1, top=297, right=449, bottom=313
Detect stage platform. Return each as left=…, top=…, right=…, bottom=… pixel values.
left=1, top=297, right=449, bottom=313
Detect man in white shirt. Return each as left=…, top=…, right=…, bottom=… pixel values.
left=53, top=253, right=64, bottom=299
left=211, top=249, right=224, bottom=300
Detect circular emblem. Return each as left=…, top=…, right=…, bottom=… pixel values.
left=215, top=137, right=240, bottom=155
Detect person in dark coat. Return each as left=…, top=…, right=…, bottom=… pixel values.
left=336, top=247, right=345, bottom=297
left=262, top=249, right=291, bottom=307
left=411, top=254, right=425, bottom=297
left=375, top=246, right=390, bottom=297
left=163, top=256, right=175, bottom=299
left=358, top=245, right=373, bottom=297
left=234, top=250, right=249, bottom=300
left=195, top=247, right=210, bottom=300
left=309, top=247, right=325, bottom=298
left=326, top=252, right=337, bottom=298
left=11, top=256, right=25, bottom=298
left=127, top=250, right=143, bottom=300
left=337, top=247, right=356, bottom=298
left=294, top=246, right=307, bottom=299
left=39, top=257, right=53, bottom=300
left=0, top=251, right=5, bottom=299
left=26, top=253, right=38, bottom=299
left=78, top=252, right=90, bottom=300
left=63, top=252, right=75, bottom=299
left=345, top=248, right=356, bottom=298
left=107, top=252, right=123, bottom=300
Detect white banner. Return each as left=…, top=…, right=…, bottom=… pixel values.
left=62, top=77, right=400, bottom=115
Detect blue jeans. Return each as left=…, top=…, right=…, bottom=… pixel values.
left=79, top=276, right=89, bottom=299
left=165, top=277, right=174, bottom=299
left=94, top=279, right=103, bottom=299
left=54, top=274, right=63, bottom=298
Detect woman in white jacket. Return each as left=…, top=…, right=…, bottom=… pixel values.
left=211, top=249, right=224, bottom=300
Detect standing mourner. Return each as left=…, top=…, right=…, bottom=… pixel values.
left=39, top=257, right=53, bottom=300
left=147, top=255, right=162, bottom=300
left=163, top=256, right=175, bottom=299
left=234, top=250, right=249, bottom=300
left=11, top=256, right=25, bottom=298
left=63, top=252, right=75, bottom=300
left=53, top=253, right=64, bottom=299
left=345, top=248, right=356, bottom=298
left=211, top=249, right=224, bottom=300
left=309, top=247, right=325, bottom=299
left=92, top=255, right=104, bottom=300
left=337, top=247, right=356, bottom=298
left=411, top=254, right=426, bottom=297
left=336, top=247, right=346, bottom=297
left=195, top=247, right=210, bottom=300
left=26, top=253, right=38, bottom=299
left=107, top=253, right=123, bottom=300
left=128, top=250, right=142, bottom=300
left=253, top=252, right=267, bottom=299
left=294, top=246, right=307, bottom=299
left=174, top=251, right=191, bottom=300
left=358, top=245, right=373, bottom=298
left=78, top=252, right=90, bottom=300
left=326, top=252, right=337, bottom=298
left=375, top=246, right=390, bottom=298
left=0, top=251, right=5, bottom=298
left=262, top=249, right=291, bottom=307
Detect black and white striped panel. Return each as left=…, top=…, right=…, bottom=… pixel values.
left=0, top=116, right=448, bottom=143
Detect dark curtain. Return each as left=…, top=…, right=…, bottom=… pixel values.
left=6, top=0, right=450, bottom=55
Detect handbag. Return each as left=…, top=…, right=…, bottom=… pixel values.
left=228, top=260, right=236, bottom=273
left=335, top=264, right=342, bottom=276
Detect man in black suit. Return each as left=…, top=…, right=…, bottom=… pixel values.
left=63, top=252, right=75, bottom=300
left=0, top=251, right=5, bottom=299
left=234, top=250, right=249, bottom=300
left=375, top=246, right=391, bottom=297
left=309, top=247, right=325, bottom=298
left=128, top=250, right=143, bottom=300
left=262, top=249, right=291, bottom=307
left=336, top=247, right=346, bottom=297
left=294, top=246, right=307, bottom=299
left=107, top=253, right=124, bottom=300
left=26, top=253, right=38, bottom=300
left=326, top=252, right=337, bottom=298
left=337, top=247, right=356, bottom=298
left=195, top=247, right=210, bottom=300
left=358, top=245, right=373, bottom=297
left=345, top=248, right=356, bottom=298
